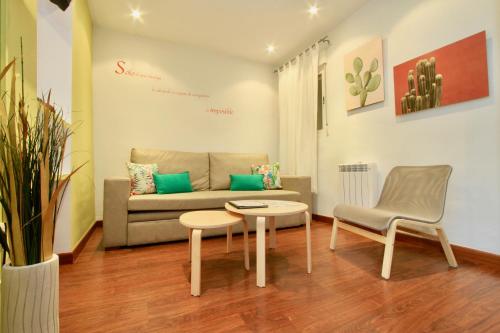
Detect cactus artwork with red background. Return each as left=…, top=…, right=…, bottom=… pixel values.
left=393, top=31, right=489, bottom=116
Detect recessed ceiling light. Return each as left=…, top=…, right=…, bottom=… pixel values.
left=130, top=9, right=142, bottom=20
left=266, top=44, right=276, bottom=54
left=308, top=4, right=319, bottom=16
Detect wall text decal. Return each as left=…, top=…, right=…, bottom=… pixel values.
left=114, top=60, right=161, bottom=80
left=206, top=107, right=234, bottom=116
left=152, top=88, right=210, bottom=99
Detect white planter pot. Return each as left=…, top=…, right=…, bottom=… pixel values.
left=1, top=254, right=59, bottom=333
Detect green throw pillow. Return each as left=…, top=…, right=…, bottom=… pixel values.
left=230, top=174, right=264, bottom=191
left=153, top=171, right=193, bottom=194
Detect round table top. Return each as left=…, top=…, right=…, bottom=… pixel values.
left=225, top=200, right=308, bottom=217
left=179, top=210, right=243, bottom=229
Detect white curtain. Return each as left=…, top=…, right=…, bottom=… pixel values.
left=278, top=44, right=319, bottom=192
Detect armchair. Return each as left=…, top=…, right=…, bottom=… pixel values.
left=330, top=165, right=457, bottom=279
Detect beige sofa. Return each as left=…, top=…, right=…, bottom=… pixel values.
left=103, top=149, right=312, bottom=248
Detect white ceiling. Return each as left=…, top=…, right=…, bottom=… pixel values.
left=88, top=0, right=369, bottom=66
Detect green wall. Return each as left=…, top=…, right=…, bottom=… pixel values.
left=71, top=0, right=95, bottom=247
left=3, top=0, right=37, bottom=100
left=0, top=0, right=5, bottom=72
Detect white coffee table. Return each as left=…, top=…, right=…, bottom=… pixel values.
left=180, top=210, right=249, bottom=296
left=225, top=200, right=311, bottom=287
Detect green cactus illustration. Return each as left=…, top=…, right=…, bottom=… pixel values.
left=400, top=57, right=443, bottom=114
left=345, top=57, right=381, bottom=107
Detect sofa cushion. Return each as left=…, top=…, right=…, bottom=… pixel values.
left=131, top=148, right=209, bottom=191
left=251, top=162, right=282, bottom=189
left=128, top=190, right=300, bottom=211
left=127, top=162, right=158, bottom=195
left=209, top=153, right=268, bottom=190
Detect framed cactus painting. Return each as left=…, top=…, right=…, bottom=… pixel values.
left=393, top=31, right=489, bottom=116
left=344, top=38, right=385, bottom=111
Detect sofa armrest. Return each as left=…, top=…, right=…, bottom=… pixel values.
left=103, top=178, right=130, bottom=248
left=281, top=176, right=312, bottom=215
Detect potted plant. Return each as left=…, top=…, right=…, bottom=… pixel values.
left=0, top=58, right=81, bottom=333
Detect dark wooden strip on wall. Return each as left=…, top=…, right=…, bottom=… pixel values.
left=58, top=220, right=103, bottom=265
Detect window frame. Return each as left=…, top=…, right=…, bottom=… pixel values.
left=317, top=64, right=327, bottom=131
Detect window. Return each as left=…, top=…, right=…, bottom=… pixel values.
left=317, top=64, right=327, bottom=131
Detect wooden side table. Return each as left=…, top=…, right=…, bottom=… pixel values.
left=179, top=210, right=249, bottom=296
left=225, top=200, right=311, bottom=288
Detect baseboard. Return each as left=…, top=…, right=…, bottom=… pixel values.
left=312, top=213, right=333, bottom=223
left=58, top=220, right=102, bottom=265
left=396, top=233, right=500, bottom=266
left=312, top=213, right=500, bottom=266
left=58, top=252, right=74, bottom=265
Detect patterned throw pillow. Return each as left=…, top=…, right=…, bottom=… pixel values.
left=127, top=162, right=159, bottom=195
left=251, top=162, right=282, bottom=190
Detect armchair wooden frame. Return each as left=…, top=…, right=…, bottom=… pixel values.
left=330, top=217, right=457, bottom=279
left=329, top=165, right=458, bottom=280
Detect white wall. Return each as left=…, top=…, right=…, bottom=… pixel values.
left=93, top=27, right=278, bottom=219
left=316, top=0, right=500, bottom=254
left=37, top=0, right=73, bottom=253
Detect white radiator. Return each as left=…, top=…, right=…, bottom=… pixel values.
left=338, top=163, right=378, bottom=208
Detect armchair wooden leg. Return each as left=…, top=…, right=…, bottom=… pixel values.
left=330, top=217, right=339, bottom=250
left=381, top=222, right=397, bottom=279
left=436, top=228, right=458, bottom=268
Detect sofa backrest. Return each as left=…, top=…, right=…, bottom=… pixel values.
left=209, top=153, right=268, bottom=190
left=130, top=148, right=209, bottom=191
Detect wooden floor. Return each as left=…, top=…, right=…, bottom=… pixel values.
left=60, top=222, right=500, bottom=333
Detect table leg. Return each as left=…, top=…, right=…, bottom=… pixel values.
left=226, top=225, right=232, bottom=253
left=256, top=216, right=266, bottom=287
left=269, top=216, right=276, bottom=249
left=243, top=219, right=250, bottom=270
left=191, top=229, right=202, bottom=296
left=188, top=228, right=192, bottom=262
left=305, top=211, right=312, bottom=274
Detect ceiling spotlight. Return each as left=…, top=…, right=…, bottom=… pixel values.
left=130, top=9, right=142, bottom=20
left=308, top=4, right=319, bottom=16
left=266, top=44, right=276, bottom=54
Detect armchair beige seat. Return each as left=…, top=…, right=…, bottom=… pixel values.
left=330, top=165, right=457, bottom=279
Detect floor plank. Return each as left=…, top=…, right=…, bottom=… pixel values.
left=60, top=222, right=500, bottom=332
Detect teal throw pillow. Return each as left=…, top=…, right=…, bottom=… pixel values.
left=230, top=174, right=264, bottom=191
left=153, top=171, right=193, bottom=194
